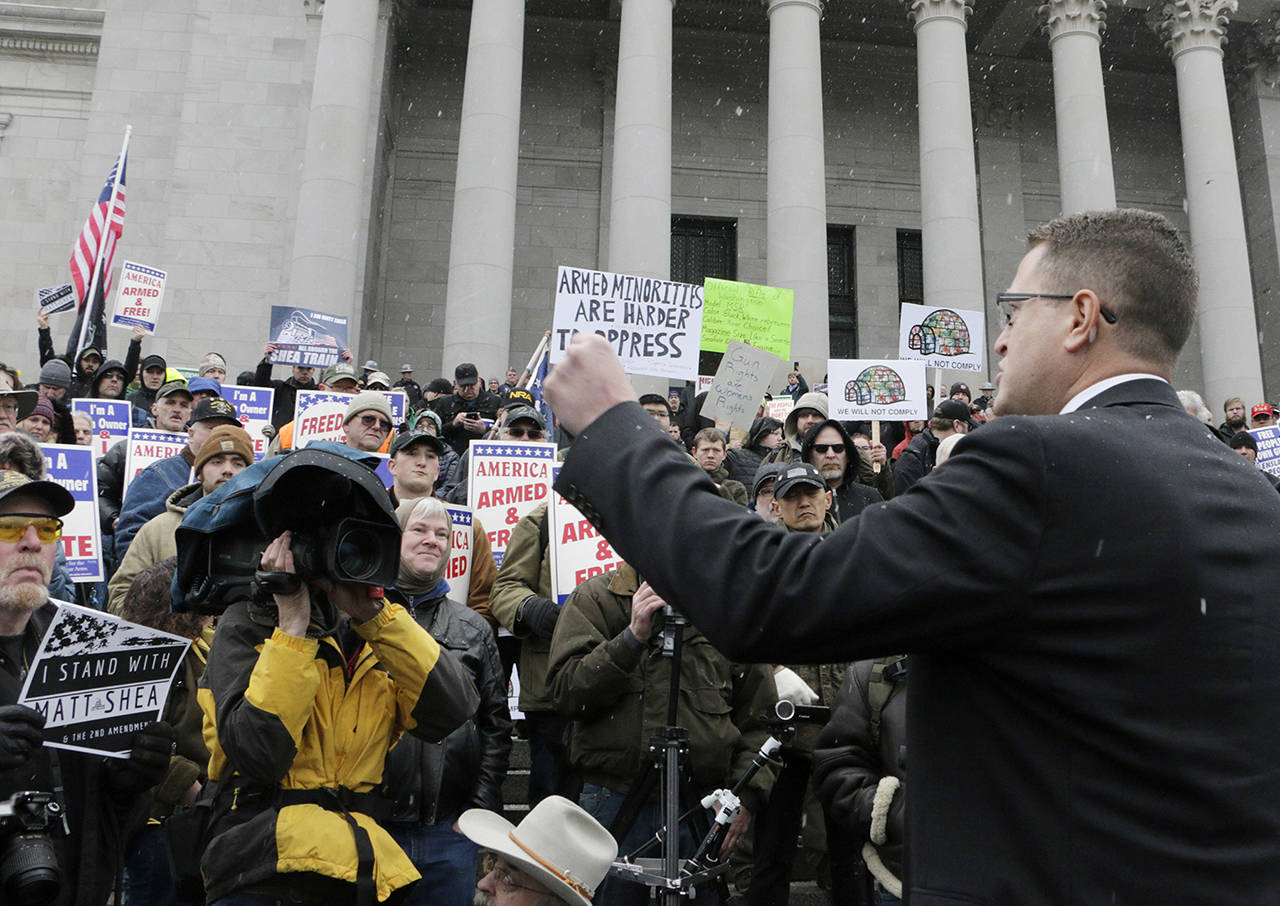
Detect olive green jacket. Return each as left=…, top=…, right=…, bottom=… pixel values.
left=489, top=503, right=555, bottom=710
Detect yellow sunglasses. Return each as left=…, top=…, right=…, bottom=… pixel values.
left=0, top=514, right=63, bottom=543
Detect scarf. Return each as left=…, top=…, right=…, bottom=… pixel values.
left=395, top=497, right=451, bottom=596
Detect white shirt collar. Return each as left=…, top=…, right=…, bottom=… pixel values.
left=1059, top=374, right=1168, bottom=414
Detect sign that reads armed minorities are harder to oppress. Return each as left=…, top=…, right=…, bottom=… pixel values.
left=549, top=463, right=622, bottom=605
left=41, top=444, right=104, bottom=583
left=18, top=600, right=190, bottom=758
left=443, top=504, right=473, bottom=608
left=123, top=429, right=189, bottom=492
left=293, top=390, right=407, bottom=449
left=1249, top=426, right=1280, bottom=477
left=551, top=266, right=704, bottom=381
left=222, top=384, right=275, bottom=461
left=467, top=440, right=556, bottom=568
left=897, top=302, right=986, bottom=373
left=701, top=278, right=794, bottom=360
left=827, top=359, right=930, bottom=421
left=110, top=261, right=167, bottom=334
left=72, top=399, right=131, bottom=458
left=702, top=341, right=782, bottom=430
left=269, top=305, right=348, bottom=368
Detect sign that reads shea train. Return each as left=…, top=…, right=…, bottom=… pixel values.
left=467, top=440, right=556, bottom=568
left=109, top=261, right=167, bottom=334
left=551, top=265, right=704, bottom=382
left=548, top=464, right=622, bottom=605
left=827, top=359, right=930, bottom=421
left=41, top=444, right=104, bottom=582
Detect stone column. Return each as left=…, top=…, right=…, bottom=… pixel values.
left=1042, top=0, right=1116, bottom=213
left=766, top=0, right=829, bottom=378
left=286, top=0, right=380, bottom=337
left=1155, top=0, right=1264, bottom=408
left=440, top=0, right=526, bottom=378
left=902, top=0, right=985, bottom=316
left=608, top=0, right=674, bottom=394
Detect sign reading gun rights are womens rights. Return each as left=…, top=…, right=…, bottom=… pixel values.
left=551, top=266, right=704, bottom=381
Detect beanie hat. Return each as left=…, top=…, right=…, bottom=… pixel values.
left=344, top=391, right=393, bottom=426
left=193, top=424, right=254, bottom=475
left=37, top=359, right=72, bottom=389
left=28, top=396, right=56, bottom=424
left=198, top=353, right=227, bottom=377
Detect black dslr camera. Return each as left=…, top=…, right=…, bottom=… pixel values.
left=0, top=791, right=61, bottom=906
left=175, top=447, right=402, bottom=615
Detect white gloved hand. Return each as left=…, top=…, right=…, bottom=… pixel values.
left=773, top=667, right=819, bottom=706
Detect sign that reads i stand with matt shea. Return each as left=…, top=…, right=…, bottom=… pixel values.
left=18, top=601, right=190, bottom=758
left=827, top=359, right=930, bottom=421
left=467, top=440, right=556, bottom=568
left=110, top=261, right=167, bottom=334
left=897, top=302, right=985, bottom=373
left=551, top=265, right=704, bottom=381
left=41, top=444, right=104, bottom=583
left=35, top=283, right=76, bottom=316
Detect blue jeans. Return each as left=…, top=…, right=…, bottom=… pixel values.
left=124, top=824, right=180, bottom=905
left=874, top=881, right=903, bottom=906
left=389, top=816, right=479, bottom=906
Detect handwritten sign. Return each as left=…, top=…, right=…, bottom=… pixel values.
left=701, top=278, right=793, bottom=359
left=701, top=341, right=781, bottom=430
left=123, top=428, right=188, bottom=492
left=269, top=305, right=348, bottom=368
left=222, top=385, right=275, bottom=461
left=41, top=444, right=103, bottom=582
left=18, top=601, right=190, bottom=757
left=548, top=464, right=622, bottom=605
left=36, top=283, right=76, bottom=316
left=551, top=265, right=703, bottom=381
left=110, top=261, right=167, bottom=334
left=72, top=399, right=131, bottom=458
left=292, top=390, right=407, bottom=449
left=764, top=397, right=795, bottom=422
left=443, top=504, right=474, bottom=608
left=467, top=440, right=556, bottom=568
left=827, top=359, right=929, bottom=421
left=897, top=302, right=985, bottom=373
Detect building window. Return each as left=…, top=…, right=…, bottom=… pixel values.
left=671, top=216, right=737, bottom=377
left=828, top=226, right=856, bottom=358
left=897, top=229, right=923, bottom=305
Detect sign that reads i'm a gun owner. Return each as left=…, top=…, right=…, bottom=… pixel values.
left=110, top=261, right=167, bottom=334
left=702, top=341, right=781, bottom=430
left=72, top=399, right=131, bottom=458
left=41, top=444, right=104, bottom=582
left=467, top=440, right=556, bottom=568
left=222, top=384, right=275, bottom=461
left=549, top=463, right=622, bottom=605
left=443, top=504, right=474, bottom=608
left=551, top=265, right=704, bottom=381
left=18, top=600, right=190, bottom=757
left=36, top=283, right=76, bottom=316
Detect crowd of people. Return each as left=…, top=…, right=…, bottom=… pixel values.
left=4, top=207, right=1280, bottom=906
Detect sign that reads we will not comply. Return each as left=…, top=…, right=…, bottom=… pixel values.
left=551, top=266, right=704, bottom=381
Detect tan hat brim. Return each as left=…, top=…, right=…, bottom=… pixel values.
left=457, top=808, right=595, bottom=906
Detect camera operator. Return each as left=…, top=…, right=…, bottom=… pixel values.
left=0, top=471, right=174, bottom=906
left=196, top=507, right=481, bottom=905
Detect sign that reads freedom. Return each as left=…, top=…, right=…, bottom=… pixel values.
left=551, top=266, right=704, bottom=381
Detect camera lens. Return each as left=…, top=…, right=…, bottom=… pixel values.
left=335, top=526, right=383, bottom=581
left=0, top=833, right=61, bottom=905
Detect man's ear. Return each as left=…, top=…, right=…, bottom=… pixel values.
left=824, top=490, right=833, bottom=508
left=1064, top=289, right=1104, bottom=353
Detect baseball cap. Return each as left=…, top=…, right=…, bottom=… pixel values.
left=323, top=361, right=359, bottom=386
left=503, top=389, right=535, bottom=410
left=1252, top=403, right=1275, bottom=419
left=934, top=399, right=974, bottom=427
left=365, top=371, right=392, bottom=389
left=0, top=470, right=74, bottom=518
left=389, top=430, right=445, bottom=457
left=454, top=363, right=479, bottom=386
left=504, top=405, right=545, bottom=429
left=156, top=380, right=194, bottom=401
left=752, top=462, right=783, bottom=498
left=189, top=397, right=239, bottom=426
left=187, top=376, right=222, bottom=397
left=400, top=363, right=414, bottom=374
left=773, top=463, right=828, bottom=499
left=140, top=354, right=167, bottom=373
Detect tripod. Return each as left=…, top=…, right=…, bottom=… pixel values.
left=606, top=605, right=782, bottom=904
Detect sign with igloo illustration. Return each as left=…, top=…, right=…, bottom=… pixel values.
left=827, top=359, right=929, bottom=420
left=898, top=302, right=985, bottom=373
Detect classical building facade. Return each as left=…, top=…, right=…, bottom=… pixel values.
left=3, top=0, right=1280, bottom=406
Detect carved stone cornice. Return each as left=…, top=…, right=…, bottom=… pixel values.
left=902, top=0, right=972, bottom=30
left=303, top=0, right=325, bottom=18
left=0, top=33, right=97, bottom=56
left=0, top=4, right=103, bottom=59
left=1228, top=10, right=1280, bottom=91
left=765, top=0, right=823, bottom=16
left=1039, top=0, right=1106, bottom=43
left=1152, top=0, right=1237, bottom=59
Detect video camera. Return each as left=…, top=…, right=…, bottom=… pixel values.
left=0, top=791, right=62, bottom=906
left=174, top=446, right=402, bottom=615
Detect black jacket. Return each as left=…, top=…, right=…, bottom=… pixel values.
left=382, top=587, right=512, bottom=824
left=393, top=377, right=422, bottom=408
left=431, top=390, right=501, bottom=455
left=799, top=418, right=887, bottom=521
left=891, top=428, right=939, bottom=494
left=97, top=438, right=128, bottom=535
left=553, top=381, right=1280, bottom=904
left=253, top=358, right=318, bottom=429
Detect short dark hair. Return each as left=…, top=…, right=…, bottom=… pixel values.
left=1230, top=431, right=1259, bottom=453
left=638, top=394, right=673, bottom=417
left=1026, top=209, right=1196, bottom=366
left=692, top=427, right=726, bottom=449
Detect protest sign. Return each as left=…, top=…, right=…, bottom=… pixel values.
left=72, top=399, right=131, bottom=458
left=293, top=390, right=407, bottom=449
left=698, top=375, right=715, bottom=394
left=551, top=265, right=703, bottom=381
left=109, top=261, right=167, bottom=334
left=548, top=465, right=622, bottom=605
left=827, top=359, right=929, bottom=421
left=36, top=283, right=76, bottom=316
left=123, top=428, right=188, bottom=492
left=443, top=503, right=474, bottom=608
left=1249, top=426, right=1280, bottom=477
left=467, top=440, right=556, bottom=568
left=269, top=305, right=348, bottom=367
left=702, top=341, right=781, bottom=430
left=18, top=601, right=190, bottom=757
left=222, top=384, right=275, bottom=461
left=41, top=444, right=103, bottom=582
left=764, top=397, right=795, bottom=422
left=701, top=278, right=794, bottom=359
left=898, top=302, right=985, bottom=373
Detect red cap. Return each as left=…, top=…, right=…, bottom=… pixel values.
left=1252, top=403, right=1275, bottom=419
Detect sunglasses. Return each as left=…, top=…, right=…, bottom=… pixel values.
left=358, top=413, right=393, bottom=432
left=812, top=443, right=845, bottom=454
left=506, top=426, right=544, bottom=440
left=0, top=514, right=63, bottom=543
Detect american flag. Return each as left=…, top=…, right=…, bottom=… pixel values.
left=66, top=146, right=127, bottom=355
left=527, top=345, right=556, bottom=435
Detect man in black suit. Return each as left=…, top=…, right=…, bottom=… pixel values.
left=542, top=209, right=1280, bottom=903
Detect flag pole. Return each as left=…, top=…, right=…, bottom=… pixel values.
left=75, top=125, right=131, bottom=357
left=517, top=330, right=552, bottom=390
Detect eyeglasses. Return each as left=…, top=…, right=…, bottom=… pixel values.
left=358, top=413, right=392, bottom=433
left=0, top=399, right=18, bottom=414
left=505, top=426, right=544, bottom=440
left=0, top=515, right=63, bottom=543
left=812, top=443, right=845, bottom=454
left=995, top=292, right=1117, bottom=327
left=483, top=857, right=548, bottom=897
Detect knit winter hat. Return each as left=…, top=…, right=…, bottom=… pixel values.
left=37, top=359, right=72, bottom=389
left=193, top=424, right=253, bottom=474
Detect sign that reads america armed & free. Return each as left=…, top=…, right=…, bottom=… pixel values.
left=72, top=399, right=131, bottom=458
left=467, top=440, right=556, bottom=568
left=443, top=504, right=474, bottom=608
left=41, top=444, right=104, bottom=582
left=827, top=359, right=930, bottom=421
left=551, top=265, right=703, bottom=381
left=123, top=428, right=188, bottom=492
left=110, top=261, right=167, bottom=334
left=18, top=600, right=190, bottom=757
left=897, top=302, right=985, bottom=373
left=548, top=464, right=622, bottom=605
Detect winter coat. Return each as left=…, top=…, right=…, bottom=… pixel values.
left=113, top=446, right=195, bottom=562
left=96, top=438, right=128, bottom=536
left=431, top=390, right=502, bottom=455
left=892, top=429, right=940, bottom=494
left=546, top=564, right=778, bottom=814
left=393, top=377, right=422, bottom=408
left=707, top=462, right=749, bottom=506
left=253, top=357, right=318, bottom=429
left=799, top=418, right=895, bottom=517
left=198, top=597, right=480, bottom=902
left=763, top=390, right=830, bottom=467
left=382, top=584, right=512, bottom=825
left=107, top=481, right=200, bottom=614
left=90, top=356, right=147, bottom=425
left=489, top=503, right=555, bottom=711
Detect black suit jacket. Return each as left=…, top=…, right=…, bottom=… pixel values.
left=556, top=380, right=1280, bottom=904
